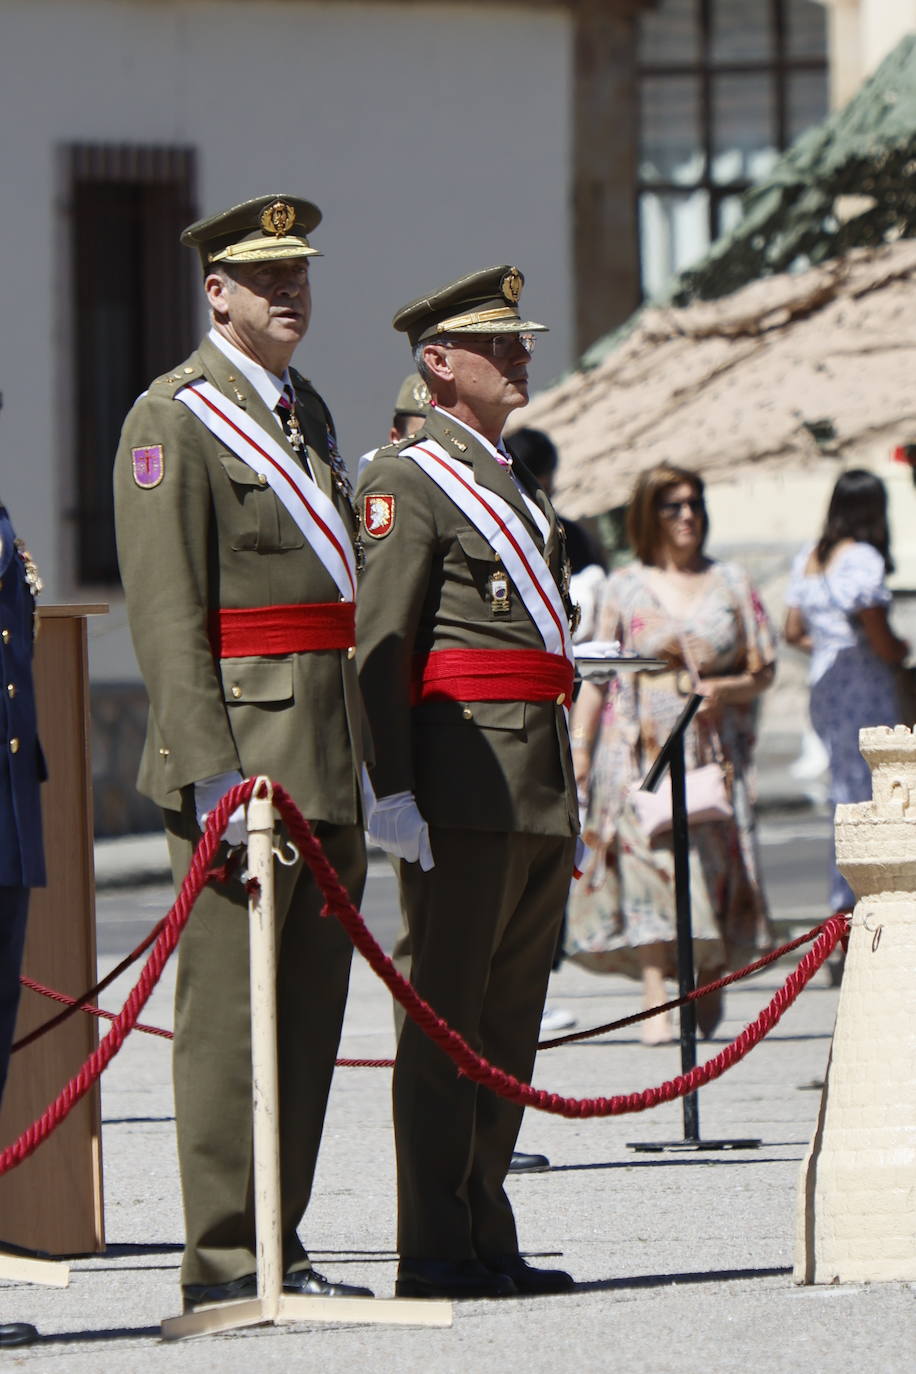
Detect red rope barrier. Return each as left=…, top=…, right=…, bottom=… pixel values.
left=0, top=781, right=258, bottom=1176
left=0, top=778, right=850, bottom=1177
left=12, top=918, right=168, bottom=1053
left=17, top=975, right=173, bottom=1041
left=538, top=916, right=849, bottom=1049
left=19, top=914, right=842, bottom=1067
left=267, top=783, right=849, bottom=1119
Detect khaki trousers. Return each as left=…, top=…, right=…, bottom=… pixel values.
left=395, top=827, right=575, bottom=1261
left=165, top=808, right=366, bottom=1286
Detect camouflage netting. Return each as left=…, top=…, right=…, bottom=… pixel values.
left=671, top=35, right=916, bottom=308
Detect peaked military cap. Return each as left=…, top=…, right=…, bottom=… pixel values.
left=393, top=265, right=548, bottom=346
left=181, top=193, right=322, bottom=270
left=393, top=372, right=431, bottom=419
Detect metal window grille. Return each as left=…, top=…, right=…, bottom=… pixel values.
left=637, top=0, right=828, bottom=300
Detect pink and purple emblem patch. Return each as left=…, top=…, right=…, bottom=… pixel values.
left=131, top=445, right=164, bottom=489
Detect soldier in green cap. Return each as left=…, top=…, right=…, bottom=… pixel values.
left=356, top=265, right=581, bottom=1300
left=113, top=194, right=371, bottom=1309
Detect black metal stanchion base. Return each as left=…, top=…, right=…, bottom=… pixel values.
left=626, top=1137, right=762, bottom=1153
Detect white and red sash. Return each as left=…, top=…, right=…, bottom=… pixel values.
left=176, top=379, right=357, bottom=602
left=404, top=440, right=574, bottom=664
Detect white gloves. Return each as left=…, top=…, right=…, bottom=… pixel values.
left=367, top=789, right=435, bottom=870
left=194, top=770, right=247, bottom=847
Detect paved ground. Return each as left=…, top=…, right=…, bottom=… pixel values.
left=2, top=852, right=913, bottom=1372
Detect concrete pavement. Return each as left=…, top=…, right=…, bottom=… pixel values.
left=2, top=878, right=913, bottom=1371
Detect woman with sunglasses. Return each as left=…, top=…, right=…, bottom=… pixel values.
left=567, top=464, right=775, bottom=1043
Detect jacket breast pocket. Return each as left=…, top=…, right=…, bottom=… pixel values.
left=220, top=657, right=294, bottom=707
left=454, top=526, right=503, bottom=609
left=219, top=454, right=305, bottom=552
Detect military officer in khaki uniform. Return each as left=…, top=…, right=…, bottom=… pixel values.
left=356, top=266, right=579, bottom=1300
left=114, top=194, right=371, bottom=1309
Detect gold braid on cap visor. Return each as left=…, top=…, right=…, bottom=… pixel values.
left=434, top=306, right=520, bottom=332
left=208, top=235, right=317, bottom=263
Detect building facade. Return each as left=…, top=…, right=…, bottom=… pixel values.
left=0, top=0, right=875, bottom=831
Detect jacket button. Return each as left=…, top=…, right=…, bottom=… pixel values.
left=257, top=473, right=268, bottom=486
left=7, top=683, right=15, bottom=698
left=9, top=737, right=19, bottom=754
left=230, top=685, right=242, bottom=699
left=462, top=707, right=473, bottom=720
left=556, top=692, right=566, bottom=705
left=1, top=630, right=9, bottom=644
left=347, top=646, right=356, bottom=659
left=159, top=747, right=170, bottom=757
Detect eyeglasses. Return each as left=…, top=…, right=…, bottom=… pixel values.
left=658, top=497, right=704, bottom=520
left=443, top=333, right=537, bottom=359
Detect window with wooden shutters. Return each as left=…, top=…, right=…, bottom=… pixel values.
left=67, top=144, right=197, bottom=584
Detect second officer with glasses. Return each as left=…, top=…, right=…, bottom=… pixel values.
left=356, top=265, right=581, bottom=1300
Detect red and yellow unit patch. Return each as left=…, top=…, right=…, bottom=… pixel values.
left=363, top=493, right=396, bottom=539
left=131, top=445, right=165, bottom=489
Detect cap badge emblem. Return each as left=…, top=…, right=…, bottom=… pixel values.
left=261, top=200, right=296, bottom=238
left=363, top=493, right=396, bottom=539
left=501, top=268, right=522, bottom=305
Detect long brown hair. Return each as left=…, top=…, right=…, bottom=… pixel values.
left=815, top=468, right=893, bottom=572
left=626, top=464, right=708, bottom=565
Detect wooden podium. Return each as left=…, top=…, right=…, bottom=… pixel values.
left=0, top=604, right=107, bottom=1256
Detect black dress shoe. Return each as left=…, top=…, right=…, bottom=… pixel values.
left=0, top=1322, right=38, bottom=1347
left=508, top=1150, right=551, bottom=1173
left=485, top=1254, right=574, bottom=1294
left=283, top=1267, right=374, bottom=1299
left=182, top=1273, right=258, bottom=1311
left=183, top=1267, right=374, bottom=1310
left=395, top=1258, right=517, bottom=1299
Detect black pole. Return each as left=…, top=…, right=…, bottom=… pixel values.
left=669, top=730, right=699, bottom=1141
left=628, top=691, right=761, bottom=1152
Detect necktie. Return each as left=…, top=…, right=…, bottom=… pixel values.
left=276, top=385, right=304, bottom=452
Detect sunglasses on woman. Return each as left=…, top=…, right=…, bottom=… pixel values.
left=658, top=497, right=704, bottom=520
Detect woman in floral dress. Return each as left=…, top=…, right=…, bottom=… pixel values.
left=784, top=469, right=908, bottom=916
left=567, top=465, right=776, bottom=1043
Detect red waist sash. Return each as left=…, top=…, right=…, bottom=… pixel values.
left=411, top=648, right=574, bottom=706
left=210, top=602, right=355, bottom=658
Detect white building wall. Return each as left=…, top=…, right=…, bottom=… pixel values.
left=824, top=0, right=916, bottom=107
left=0, top=0, right=572, bottom=680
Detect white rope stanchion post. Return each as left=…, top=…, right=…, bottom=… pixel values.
left=163, top=779, right=450, bottom=1339
left=247, top=779, right=284, bottom=1321
left=0, top=1253, right=69, bottom=1287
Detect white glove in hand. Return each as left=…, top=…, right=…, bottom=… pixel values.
left=194, top=770, right=247, bottom=847
left=368, top=791, right=434, bottom=870
left=360, top=763, right=377, bottom=825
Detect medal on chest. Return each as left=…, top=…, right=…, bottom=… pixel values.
left=488, top=567, right=511, bottom=616
left=284, top=407, right=306, bottom=454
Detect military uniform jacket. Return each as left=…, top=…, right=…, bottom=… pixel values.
left=356, top=408, right=578, bottom=837
left=0, top=505, right=46, bottom=887
left=114, top=336, right=364, bottom=821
